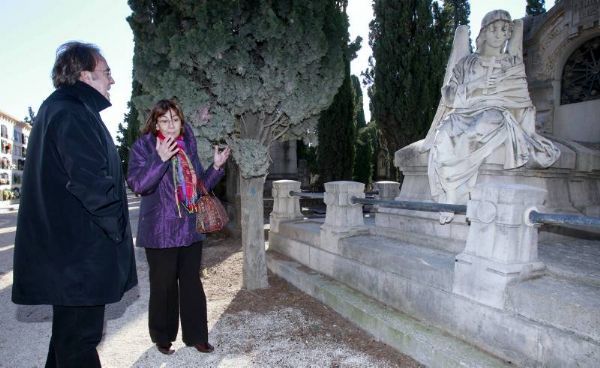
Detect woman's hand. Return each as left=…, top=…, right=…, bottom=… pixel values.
left=213, top=145, right=231, bottom=170
left=155, top=136, right=179, bottom=162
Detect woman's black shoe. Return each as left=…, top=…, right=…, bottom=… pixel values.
left=156, top=342, right=175, bottom=355
left=192, top=342, right=214, bottom=353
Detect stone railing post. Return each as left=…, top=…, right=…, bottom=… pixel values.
left=320, top=181, right=368, bottom=252
left=453, top=183, right=546, bottom=309
left=269, top=180, right=303, bottom=233
left=374, top=181, right=400, bottom=200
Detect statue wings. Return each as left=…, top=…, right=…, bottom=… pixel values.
left=507, top=19, right=524, bottom=62
left=421, top=25, right=471, bottom=151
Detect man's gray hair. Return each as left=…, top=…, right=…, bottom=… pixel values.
left=51, top=41, right=102, bottom=88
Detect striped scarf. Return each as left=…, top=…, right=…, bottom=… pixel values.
left=158, top=133, right=199, bottom=216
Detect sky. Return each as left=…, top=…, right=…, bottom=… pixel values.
left=1, top=0, right=555, bottom=140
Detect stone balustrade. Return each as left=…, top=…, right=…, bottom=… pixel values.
left=269, top=179, right=303, bottom=233
left=271, top=179, right=548, bottom=310
left=453, top=183, right=547, bottom=309
left=373, top=181, right=400, bottom=200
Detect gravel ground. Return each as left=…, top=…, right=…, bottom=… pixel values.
left=0, top=230, right=421, bottom=367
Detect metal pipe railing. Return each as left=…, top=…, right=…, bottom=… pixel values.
left=289, top=191, right=600, bottom=228
left=289, top=191, right=324, bottom=199
left=351, top=197, right=467, bottom=214
left=529, top=210, right=600, bottom=227
left=364, top=190, right=379, bottom=196
left=289, top=191, right=467, bottom=213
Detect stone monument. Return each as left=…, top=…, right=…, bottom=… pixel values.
left=423, top=10, right=560, bottom=223
left=389, top=8, right=600, bottom=244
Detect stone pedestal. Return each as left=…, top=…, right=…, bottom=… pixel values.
left=395, top=139, right=600, bottom=214
left=385, top=139, right=600, bottom=247
left=270, top=180, right=303, bottom=233
left=453, top=183, right=546, bottom=309
left=321, top=181, right=368, bottom=251
left=373, top=181, right=400, bottom=200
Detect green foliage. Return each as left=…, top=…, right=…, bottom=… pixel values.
left=351, top=75, right=373, bottom=185
left=364, top=0, right=469, bottom=178
left=116, top=80, right=142, bottom=174
left=526, top=0, right=546, bottom=16
left=128, top=0, right=348, bottom=178
left=23, top=106, right=36, bottom=126
left=297, top=140, right=318, bottom=183
left=316, top=58, right=356, bottom=185
left=442, top=0, right=470, bottom=33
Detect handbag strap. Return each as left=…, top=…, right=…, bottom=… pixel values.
left=198, top=178, right=210, bottom=196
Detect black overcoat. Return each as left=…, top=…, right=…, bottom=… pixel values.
left=12, top=81, right=137, bottom=306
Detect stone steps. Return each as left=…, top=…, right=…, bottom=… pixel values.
left=267, top=251, right=511, bottom=368
left=340, top=235, right=455, bottom=292
left=507, top=275, right=600, bottom=341
left=268, top=208, right=600, bottom=366
left=539, top=238, right=600, bottom=288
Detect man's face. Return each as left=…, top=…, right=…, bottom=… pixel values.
left=81, top=56, right=115, bottom=100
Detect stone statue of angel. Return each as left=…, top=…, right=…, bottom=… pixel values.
left=421, top=9, right=560, bottom=223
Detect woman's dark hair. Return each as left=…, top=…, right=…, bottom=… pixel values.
left=141, top=99, right=186, bottom=136
left=51, top=41, right=102, bottom=88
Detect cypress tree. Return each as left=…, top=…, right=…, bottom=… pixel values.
left=116, top=80, right=142, bottom=174
left=443, top=0, right=470, bottom=32
left=316, top=56, right=356, bottom=185
left=365, top=0, right=469, bottom=179
left=366, top=0, right=437, bottom=176
left=526, top=0, right=546, bottom=16
left=128, top=0, right=349, bottom=289
left=351, top=75, right=373, bottom=186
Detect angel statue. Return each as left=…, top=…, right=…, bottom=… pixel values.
left=421, top=10, right=560, bottom=224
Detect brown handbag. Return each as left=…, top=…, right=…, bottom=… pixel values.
left=196, top=180, right=229, bottom=233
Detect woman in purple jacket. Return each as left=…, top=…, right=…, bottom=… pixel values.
left=127, top=99, right=230, bottom=355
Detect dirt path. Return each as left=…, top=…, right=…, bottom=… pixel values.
left=1, top=231, right=421, bottom=368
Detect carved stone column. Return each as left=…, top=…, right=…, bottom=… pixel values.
left=453, top=183, right=547, bottom=309
left=269, top=180, right=303, bottom=233
left=374, top=181, right=400, bottom=200
left=320, top=181, right=368, bottom=252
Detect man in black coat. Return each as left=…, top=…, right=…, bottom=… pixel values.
left=12, top=42, right=137, bottom=367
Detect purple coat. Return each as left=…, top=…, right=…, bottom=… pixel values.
left=127, top=123, right=224, bottom=248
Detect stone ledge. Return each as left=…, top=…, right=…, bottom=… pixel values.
left=540, top=239, right=600, bottom=287
left=507, top=275, right=600, bottom=341
left=341, top=235, right=455, bottom=291
left=275, top=219, right=323, bottom=247
left=267, top=251, right=511, bottom=368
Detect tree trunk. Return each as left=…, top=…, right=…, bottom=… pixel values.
left=239, top=174, right=268, bottom=290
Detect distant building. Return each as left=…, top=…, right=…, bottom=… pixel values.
left=0, top=110, right=31, bottom=201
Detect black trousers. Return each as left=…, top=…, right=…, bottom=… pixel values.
left=45, top=305, right=105, bottom=368
left=145, top=241, right=208, bottom=346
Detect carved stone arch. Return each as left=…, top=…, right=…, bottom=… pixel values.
left=552, top=29, right=600, bottom=142
left=552, top=30, right=600, bottom=99
left=560, top=35, right=600, bottom=105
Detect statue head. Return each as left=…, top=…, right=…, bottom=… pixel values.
left=476, top=10, right=513, bottom=54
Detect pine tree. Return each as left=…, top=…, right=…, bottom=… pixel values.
left=351, top=75, right=373, bottom=186
left=128, top=0, right=349, bottom=289
left=526, top=0, right=546, bottom=16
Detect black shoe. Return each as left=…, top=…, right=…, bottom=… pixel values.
left=192, top=342, right=214, bottom=353
left=156, top=342, right=175, bottom=355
